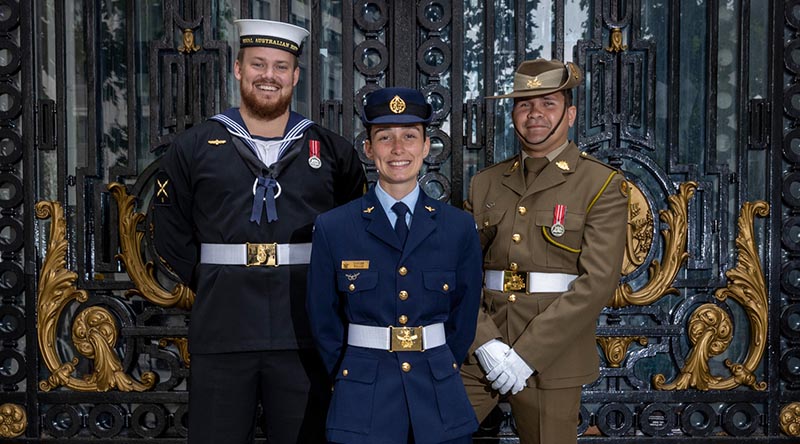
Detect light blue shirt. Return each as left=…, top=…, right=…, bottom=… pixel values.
left=375, top=182, right=419, bottom=230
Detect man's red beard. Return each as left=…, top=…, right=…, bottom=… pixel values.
left=240, top=83, right=293, bottom=121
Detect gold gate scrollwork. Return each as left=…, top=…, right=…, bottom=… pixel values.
left=0, top=403, right=26, bottom=438
left=610, top=181, right=697, bottom=308
left=109, top=182, right=195, bottom=309
left=597, top=336, right=648, bottom=368
left=36, top=201, right=156, bottom=392
left=653, top=201, right=769, bottom=391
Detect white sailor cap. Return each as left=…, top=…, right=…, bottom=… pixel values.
left=234, top=19, right=310, bottom=57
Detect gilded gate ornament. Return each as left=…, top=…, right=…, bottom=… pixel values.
left=36, top=201, right=156, bottom=392
left=780, top=403, right=800, bottom=437
left=597, top=336, right=648, bottom=368
left=610, top=181, right=697, bottom=308
left=606, top=28, right=628, bottom=53
left=109, top=183, right=195, bottom=309
left=620, top=181, right=654, bottom=275
left=159, top=337, right=191, bottom=366
left=178, top=28, right=201, bottom=53
left=653, top=201, right=768, bottom=391
left=0, top=404, right=25, bottom=438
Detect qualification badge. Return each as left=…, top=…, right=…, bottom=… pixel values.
left=308, top=140, right=322, bottom=169
left=551, top=204, right=566, bottom=237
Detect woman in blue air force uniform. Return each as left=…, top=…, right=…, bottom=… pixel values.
left=307, top=87, right=483, bottom=444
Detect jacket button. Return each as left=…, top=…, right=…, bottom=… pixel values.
left=398, top=315, right=408, bottom=325
left=483, top=220, right=490, bottom=227
left=399, top=290, right=409, bottom=300
left=399, top=266, right=408, bottom=276
left=512, top=233, right=522, bottom=243
left=508, top=294, right=517, bottom=303
left=509, top=262, right=518, bottom=271
left=401, top=362, right=411, bottom=372
left=452, top=363, right=458, bottom=369
left=518, top=206, right=527, bottom=215
left=442, top=283, right=449, bottom=291
left=348, top=283, right=355, bottom=291
left=342, top=369, right=349, bottom=376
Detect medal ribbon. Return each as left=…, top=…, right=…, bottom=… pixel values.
left=309, top=139, right=320, bottom=160
left=553, top=204, right=566, bottom=227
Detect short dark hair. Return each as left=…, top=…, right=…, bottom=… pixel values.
left=563, top=89, right=573, bottom=107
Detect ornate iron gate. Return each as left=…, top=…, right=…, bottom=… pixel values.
left=1, top=0, right=796, bottom=442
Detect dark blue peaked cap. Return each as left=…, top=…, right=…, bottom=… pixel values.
left=361, top=87, right=433, bottom=125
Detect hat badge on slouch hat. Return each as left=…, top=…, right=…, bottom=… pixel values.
left=361, top=87, right=434, bottom=126
left=488, top=58, right=583, bottom=99
left=234, top=19, right=310, bottom=57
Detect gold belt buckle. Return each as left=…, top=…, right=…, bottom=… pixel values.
left=389, top=326, right=424, bottom=352
left=246, top=243, right=278, bottom=267
left=503, top=270, right=527, bottom=292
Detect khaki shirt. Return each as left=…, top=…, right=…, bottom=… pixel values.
left=466, top=142, right=628, bottom=389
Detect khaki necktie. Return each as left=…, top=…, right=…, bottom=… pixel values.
left=524, top=156, right=549, bottom=187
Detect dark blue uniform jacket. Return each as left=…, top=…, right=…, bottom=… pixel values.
left=307, top=187, right=482, bottom=443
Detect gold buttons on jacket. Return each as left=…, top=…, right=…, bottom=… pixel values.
left=442, top=283, right=449, bottom=291
left=512, top=233, right=522, bottom=243
left=509, top=262, right=518, bottom=271
left=452, top=363, right=458, bottom=369
left=402, top=362, right=411, bottom=372
left=348, top=284, right=355, bottom=291
left=508, top=294, right=517, bottom=303
left=398, top=315, right=408, bottom=325
left=342, top=369, right=349, bottom=376
left=399, top=290, right=409, bottom=300
left=518, top=206, right=527, bottom=215
left=399, top=266, right=408, bottom=276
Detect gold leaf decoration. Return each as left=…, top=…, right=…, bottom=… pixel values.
left=621, top=181, right=654, bottom=275
left=0, top=403, right=26, bottom=438
left=159, top=337, right=191, bottom=367
left=610, top=181, right=697, bottom=308
left=654, top=201, right=768, bottom=391
left=108, top=183, right=194, bottom=309
left=653, top=304, right=732, bottom=390
left=781, top=403, right=800, bottom=437
left=597, top=336, right=648, bottom=368
left=605, top=28, right=628, bottom=53
left=36, top=200, right=156, bottom=392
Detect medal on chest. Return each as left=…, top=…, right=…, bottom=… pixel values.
left=308, top=139, right=322, bottom=169
left=551, top=204, right=566, bottom=237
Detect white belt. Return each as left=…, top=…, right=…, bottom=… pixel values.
left=200, top=242, right=311, bottom=267
left=347, top=323, right=445, bottom=352
left=484, top=270, right=576, bottom=293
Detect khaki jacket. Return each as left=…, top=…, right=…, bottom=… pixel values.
left=466, top=142, right=628, bottom=389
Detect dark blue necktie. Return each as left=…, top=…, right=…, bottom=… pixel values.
left=392, top=202, right=410, bottom=245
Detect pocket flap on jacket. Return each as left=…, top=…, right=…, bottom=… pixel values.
left=336, top=355, right=379, bottom=384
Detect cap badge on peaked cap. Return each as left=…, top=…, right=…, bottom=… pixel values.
left=389, top=96, right=407, bottom=114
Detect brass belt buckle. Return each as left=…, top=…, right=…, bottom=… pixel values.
left=503, top=270, right=527, bottom=292
left=389, top=326, right=424, bottom=352
left=246, top=243, right=278, bottom=266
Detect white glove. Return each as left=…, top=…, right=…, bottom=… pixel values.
left=487, top=348, right=534, bottom=395
left=474, top=339, right=510, bottom=378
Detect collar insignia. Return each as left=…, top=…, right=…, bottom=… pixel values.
left=389, top=95, right=406, bottom=114
left=208, top=139, right=226, bottom=146
left=556, top=160, right=570, bottom=171
left=345, top=272, right=360, bottom=281
left=510, top=160, right=519, bottom=172
left=363, top=206, right=375, bottom=214
left=425, top=205, right=435, bottom=212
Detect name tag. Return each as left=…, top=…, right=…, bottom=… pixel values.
left=342, top=260, right=370, bottom=270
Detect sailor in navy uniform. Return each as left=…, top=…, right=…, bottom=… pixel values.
left=152, top=19, right=366, bottom=444
left=306, top=87, right=483, bottom=444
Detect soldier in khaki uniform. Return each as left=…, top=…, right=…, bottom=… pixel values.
left=460, top=59, right=628, bottom=444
